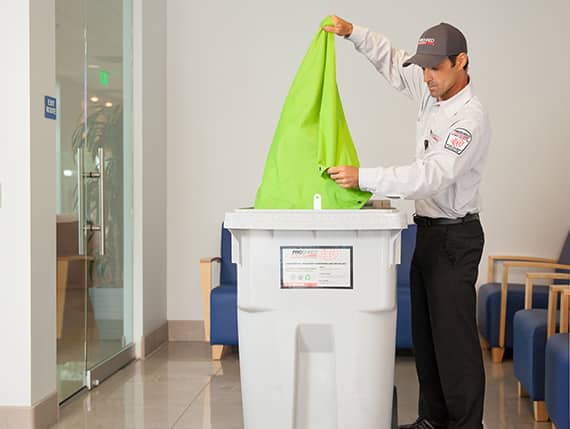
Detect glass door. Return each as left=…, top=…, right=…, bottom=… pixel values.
left=82, top=0, right=133, bottom=378
left=55, top=0, right=133, bottom=403
left=55, top=0, right=88, bottom=401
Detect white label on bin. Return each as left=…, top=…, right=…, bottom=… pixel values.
left=280, top=246, right=353, bottom=289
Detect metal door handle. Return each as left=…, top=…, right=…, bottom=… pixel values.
left=98, top=147, right=105, bottom=256
left=77, top=147, right=86, bottom=255
left=76, top=147, right=106, bottom=256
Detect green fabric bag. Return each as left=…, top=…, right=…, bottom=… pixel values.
left=254, top=16, right=371, bottom=209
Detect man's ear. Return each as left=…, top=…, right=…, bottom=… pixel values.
left=456, top=52, right=468, bottom=69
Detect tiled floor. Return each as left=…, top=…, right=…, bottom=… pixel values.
left=52, top=342, right=552, bottom=429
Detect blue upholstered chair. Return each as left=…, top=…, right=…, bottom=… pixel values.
left=545, top=333, right=569, bottom=429
left=200, top=224, right=237, bottom=360
left=513, top=281, right=570, bottom=421
left=478, top=231, right=570, bottom=362
left=545, top=288, right=570, bottom=428
left=396, top=224, right=416, bottom=350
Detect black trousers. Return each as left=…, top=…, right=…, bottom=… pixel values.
left=410, top=219, right=485, bottom=429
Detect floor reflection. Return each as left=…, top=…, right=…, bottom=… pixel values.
left=52, top=342, right=553, bottom=429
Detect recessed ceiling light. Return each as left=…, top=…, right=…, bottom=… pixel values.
left=90, top=96, right=99, bottom=103
left=63, top=169, right=73, bottom=177
left=105, top=101, right=113, bottom=107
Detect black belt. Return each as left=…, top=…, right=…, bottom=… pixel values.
left=413, top=213, right=480, bottom=227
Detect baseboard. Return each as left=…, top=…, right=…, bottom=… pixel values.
left=141, top=321, right=169, bottom=358
left=0, top=391, right=58, bottom=429
left=168, top=320, right=205, bottom=342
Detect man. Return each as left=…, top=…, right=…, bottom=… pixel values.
left=324, top=16, right=490, bottom=429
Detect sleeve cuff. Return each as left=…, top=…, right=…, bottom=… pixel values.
left=346, top=24, right=367, bottom=45
left=358, top=167, right=380, bottom=193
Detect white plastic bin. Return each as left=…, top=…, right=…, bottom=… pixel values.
left=224, top=209, right=407, bottom=429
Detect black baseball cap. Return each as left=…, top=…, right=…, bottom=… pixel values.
left=403, top=22, right=467, bottom=68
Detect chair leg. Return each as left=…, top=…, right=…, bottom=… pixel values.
left=491, top=347, right=505, bottom=363
left=517, top=382, right=528, bottom=398
left=200, top=261, right=213, bottom=342
left=479, top=334, right=490, bottom=350
left=212, top=345, right=224, bottom=360
left=56, top=260, right=69, bottom=340
left=533, top=401, right=549, bottom=422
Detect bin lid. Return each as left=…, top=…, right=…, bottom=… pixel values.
left=224, top=209, right=408, bottom=231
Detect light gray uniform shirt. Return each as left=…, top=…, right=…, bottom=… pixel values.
left=348, top=25, right=491, bottom=219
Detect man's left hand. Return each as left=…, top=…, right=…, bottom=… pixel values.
left=328, top=166, right=359, bottom=189
left=322, top=15, right=353, bottom=37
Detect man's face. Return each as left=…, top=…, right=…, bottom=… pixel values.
left=422, top=55, right=466, bottom=101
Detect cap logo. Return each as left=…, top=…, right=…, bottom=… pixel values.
left=418, top=38, right=435, bottom=46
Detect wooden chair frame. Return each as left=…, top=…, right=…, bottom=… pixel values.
left=516, top=281, right=570, bottom=422
left=543, top=288, right=570, bottom=427
left=200, top=256, right=225, bottom=360
left=486, top=254, right=570, bottom=363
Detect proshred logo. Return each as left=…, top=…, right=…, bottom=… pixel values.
left=418, top=38, right=435, bottom=46
left=444, top=128, right=472, bottom=155
left=290, top=249, right=318, bottom=258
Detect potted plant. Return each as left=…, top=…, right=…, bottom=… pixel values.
left=71, top=103, right=125, bottom=339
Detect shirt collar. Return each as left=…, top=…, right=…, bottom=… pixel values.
left=434, top=83, right=473, bottom=117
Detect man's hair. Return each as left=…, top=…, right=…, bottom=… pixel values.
left=449, top=54, right=469, bottom=71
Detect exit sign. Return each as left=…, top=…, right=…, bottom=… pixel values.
left=44, top=96, right=56, bottom=120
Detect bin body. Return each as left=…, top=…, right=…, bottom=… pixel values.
left=225, top=209, right=407, bottom=429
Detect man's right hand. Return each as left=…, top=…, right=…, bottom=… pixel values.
left=322, top=15, right=353, bottom=37
left=328, top=166, right=359, bottom=189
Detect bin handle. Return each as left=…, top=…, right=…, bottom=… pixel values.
left=390, top=231, right=401, bottom=266
left=231, top=231, right=241, bottom=265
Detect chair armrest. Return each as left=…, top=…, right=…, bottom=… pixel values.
left=200, top=257, right=222, bottom=342
left=503, top=262, right=570, bottom=271
left=547, top=286, right=570, bottom=337
left=200, top=257, right=222, bottom=264
left=488, top=255, right=557, bottom=282
left=524, top=272, right=570, bottom=309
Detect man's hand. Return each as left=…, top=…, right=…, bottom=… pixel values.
left=328, top=166, right=359, bottom=189
left=322, top=15, right=353, bottom=37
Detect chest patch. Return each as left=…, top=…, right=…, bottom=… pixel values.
left=429, top=129, right=439, bottom=142
left=444, top=128, right=472, bottom=155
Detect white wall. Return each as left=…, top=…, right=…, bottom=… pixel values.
left=30, top=0, right=57, bottom=404
left=0, top=0, right=56, bottom=406
left=0, top=0, right=32, bottom=405
left=167, top=0, right=570, bottom=320
left=133, top=0, right=168, bottom=353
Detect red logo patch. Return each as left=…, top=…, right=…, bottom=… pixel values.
left=418, top=38, right=435, bottom=46
left=444, top=128, right=472, bottom=155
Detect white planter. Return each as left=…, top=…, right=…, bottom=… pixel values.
left=88, top=288, right=123, bottom=340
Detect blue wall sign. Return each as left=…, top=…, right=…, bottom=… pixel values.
left=44, top=96, right=57, bottom=120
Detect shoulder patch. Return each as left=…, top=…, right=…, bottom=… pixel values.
left=444, top=128, right=472, bottom=155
